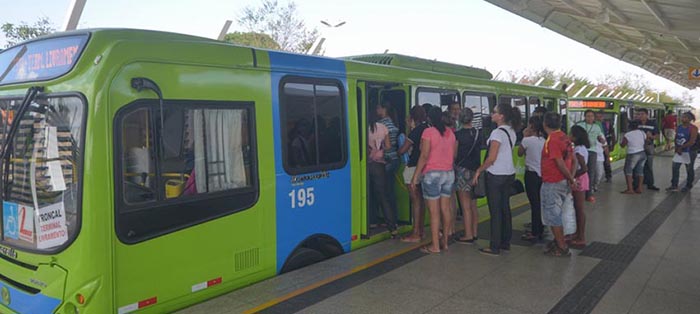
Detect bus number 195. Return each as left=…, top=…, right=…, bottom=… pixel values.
left=289, top=187, right=315, bottom=208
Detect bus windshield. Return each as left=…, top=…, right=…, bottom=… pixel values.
left=0, top=95, right=84, bottom=252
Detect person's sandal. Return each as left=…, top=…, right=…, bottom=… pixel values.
left=520, top=232, right=540, bottom=241
left=420, top=246, right=440, bottom=255
left=569, top=239, right=587, bottom=249
left=544, top=246, right=571, bottom=257
left=479, top=248, right=500, bottom=256
left=455, top=237, right=476, bottom=245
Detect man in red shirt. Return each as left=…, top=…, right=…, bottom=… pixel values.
left=540, top=112, right=577, bottom=257
left=662, top=110, right=677, bottom=151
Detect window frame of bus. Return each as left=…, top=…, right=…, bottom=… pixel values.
left=0, top=92, right=87, bottom=254
left=0, top=34, right=90, bottom=86
left=462, top=91, right=496, bottom=147
left=415, top=87, right=460, bottom=111
left=279, top=76, right=348, bottom=175
left=113, top=99, right=259, bottom=244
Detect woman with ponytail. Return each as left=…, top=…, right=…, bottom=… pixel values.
left=472, top=103, right=522, bottom=256
left=411, top=107, right=456, bottom=254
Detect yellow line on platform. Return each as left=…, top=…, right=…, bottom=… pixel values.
left=244, top=200, right=531, bottom=313
left=242, top=240, right=428, bottom=314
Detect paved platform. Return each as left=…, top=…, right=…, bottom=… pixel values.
left=178, top=152, right=700, bottom=314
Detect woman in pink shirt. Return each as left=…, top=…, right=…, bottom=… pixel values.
left=410, top=107, right=456, bottom=254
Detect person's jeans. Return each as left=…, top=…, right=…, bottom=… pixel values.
left=644, top=151, right=655, bottom=187
left=369, top=162, right=397, bottom=230
left=586, top=152, right=597, bottom=198
left=384, top=158, right=400, bottom=223
left=524, top=170, right=543, bottom=236
left=671, top=150, right=698, bottom=189
left=486, top=173, right=515, bottom=253
left=604, top=149, right=612, bottom=180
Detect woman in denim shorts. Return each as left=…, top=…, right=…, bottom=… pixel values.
left=454, top=108, right=483, bottom=244
left=411, top=107, right=456, bottom=254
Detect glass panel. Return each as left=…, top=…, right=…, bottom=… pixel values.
left=121, top=108, right=156, bottom=204
left=0, top=35, right=89, bottom=85
left=282, top=81, right=345, bottom=173
left=0, top=96, right=84, bottom=251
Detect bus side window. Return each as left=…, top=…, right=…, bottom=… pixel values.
left=281, top=79, right=346, bottom=174
left=122, top=108, right=157, bottom=203
left=116, top=102, right=258, bottom=242
left=463, top=91, right=495, bottom=147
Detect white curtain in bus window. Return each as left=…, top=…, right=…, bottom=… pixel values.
left=193, top=109, right=247, bottom=193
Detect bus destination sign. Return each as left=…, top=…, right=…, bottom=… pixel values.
left=568, top=100, right=613, bottom=109
left=0, top=35, right=88, bottom=85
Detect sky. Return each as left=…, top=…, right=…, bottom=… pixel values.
left=1, top=0, right=698, bottom=107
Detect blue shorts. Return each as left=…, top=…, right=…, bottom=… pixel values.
left=541, top=180, right=572, bottom=227
left=421, top=170, right=455, bottom=200
left=624, top=152, right=647, bottom=176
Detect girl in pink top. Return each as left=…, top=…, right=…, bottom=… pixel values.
left=410, top=107, right=456, bottom=254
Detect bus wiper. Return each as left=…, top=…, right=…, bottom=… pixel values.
left=0, top=86, right=44, bottom=162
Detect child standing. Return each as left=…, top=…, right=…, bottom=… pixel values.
left=569, top=125, right=590, bottom=248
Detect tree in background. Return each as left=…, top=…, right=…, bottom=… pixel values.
left=234, top=0, right=318, bottom=53
left=504, top=68, right=692, bottom=105
left=223, top=31, right=281, bottom=50
left=1, top=17, right=54, bottom=48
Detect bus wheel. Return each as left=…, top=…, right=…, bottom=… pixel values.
left=280, top=247, right=326, bottom=274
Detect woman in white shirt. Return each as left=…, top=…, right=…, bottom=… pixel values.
left=472, top=103, right=522, bottom=256
left=620, top=121, right=647, bottom=194
left=518, top=116, right=545, bottom=241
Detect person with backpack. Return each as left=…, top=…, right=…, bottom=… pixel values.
left=399, top=105, right=430, bottom=242
left=668, top=112, right=698, bottom=192
left=454, top=108, right=483, bottom=245
left=471, top=103, right=522, bottom=256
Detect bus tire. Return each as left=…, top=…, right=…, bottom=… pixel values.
left=280, top=247, right=326, bottom=274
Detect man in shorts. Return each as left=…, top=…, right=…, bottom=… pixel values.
left=662, top=110, right=677, bottom=151
left=541, top=112, right=577, bottom=257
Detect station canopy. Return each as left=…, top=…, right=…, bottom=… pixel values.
left=484, top=0, right=700, bottom=89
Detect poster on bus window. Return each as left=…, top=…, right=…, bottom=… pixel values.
left=2, top=202, right=19, bottom=240
left=18, top=204, right=35, bottom=243
left=35, top=202, right=68, bottom=249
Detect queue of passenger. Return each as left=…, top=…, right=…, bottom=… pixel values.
left=372, top=101, right=697, bottom=258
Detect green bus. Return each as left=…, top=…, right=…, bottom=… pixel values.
left=0, top=29, right=566, bottom=314
left=567, top=97, right=667, bottom=161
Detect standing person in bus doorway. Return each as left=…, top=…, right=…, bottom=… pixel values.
left=620, top=121, right=647, bottom=194
left=454, top=107, right=483, bottom=245
left=569, top=125, right=590, bottom=248
left=667, top=112, right=698, bottom=192
left=576, top=110, right=605, bottom=202
left=368, top=113, right=398, bottom=236
left=471, top=103, right=522, bottom=256
left=662, top=110, right=677, bottom=152
left=448, top=102, right=462, bottom=131
left=636, top=108, right=660, bottom=191
left=411, top=107, right=456, bottom=254
left=518, top=116, right=546, bottom=242
left=596, top=111, right=614, bottom=183
left=399, top=105, right=430, bottom=242
left=540, top=112, right=577, bottom=257
left=377, top=101, right=401, bottom=224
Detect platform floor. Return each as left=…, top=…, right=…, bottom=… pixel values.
left=178, top=152, right=700, bottom=314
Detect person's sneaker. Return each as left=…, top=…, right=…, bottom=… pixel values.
left=585, top=196, right=596, bottom=203
left=605, top=177, right=612, bottom=183
left=666, top=186, right=679, bottom=192
left=681, top=187, right=690, bottom=192
left=647, top=186, right=660, bottom=191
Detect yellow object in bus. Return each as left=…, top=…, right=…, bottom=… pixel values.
left=165, top=179, right=185, bottom=198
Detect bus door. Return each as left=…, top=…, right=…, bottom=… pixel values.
left=360, top=81, right=410, bottom=238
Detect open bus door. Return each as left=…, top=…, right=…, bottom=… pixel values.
left=358, top=81, right=411, bottom=239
